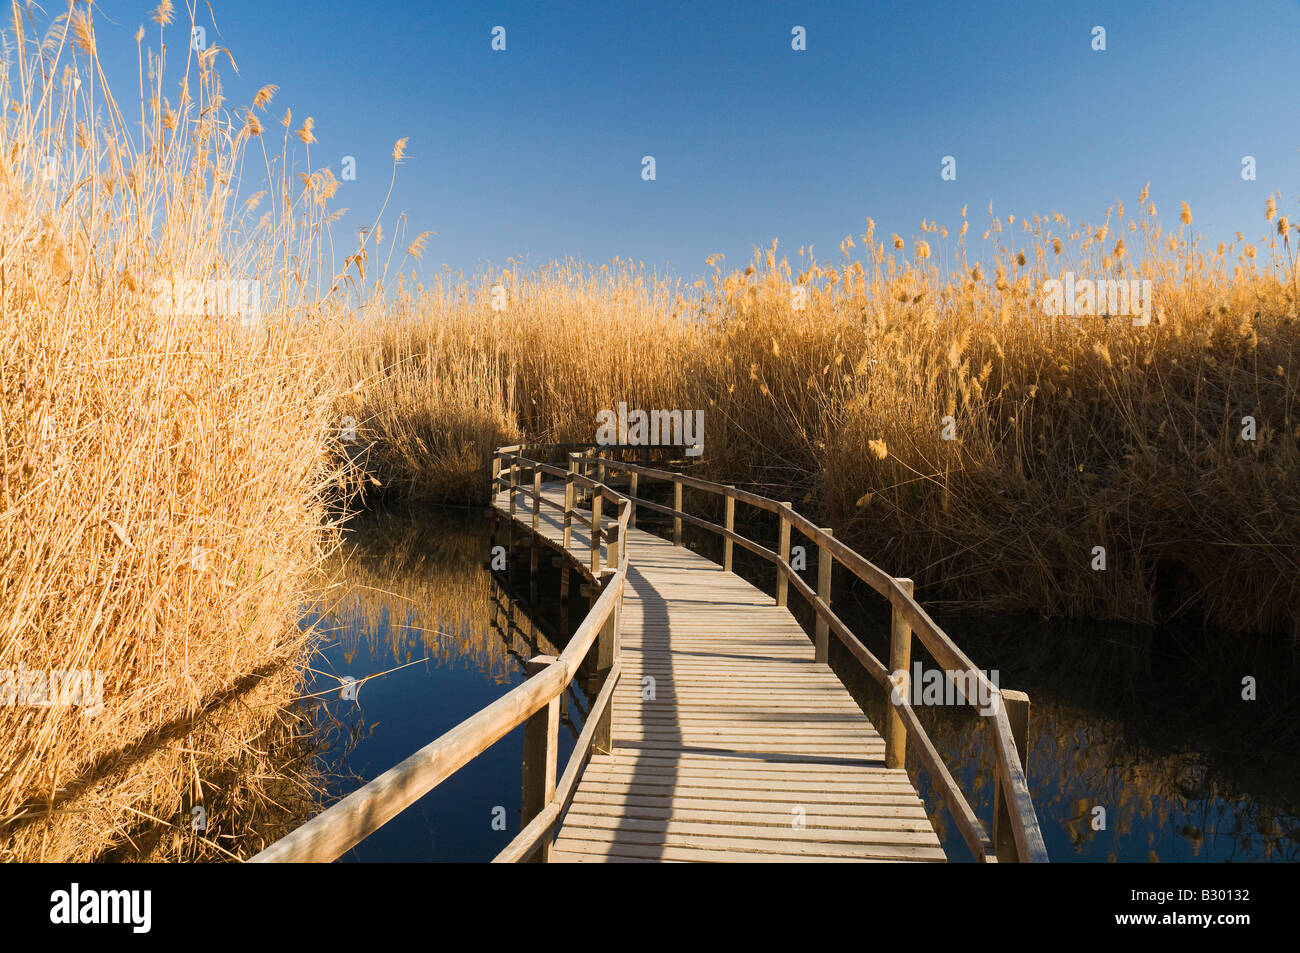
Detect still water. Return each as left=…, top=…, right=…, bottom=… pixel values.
left=299, top=504, right=1299, bottom=862
left=297, top=505, right=586, bottom=862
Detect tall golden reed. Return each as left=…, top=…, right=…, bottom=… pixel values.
left=0, top=3, right=351, bottom=859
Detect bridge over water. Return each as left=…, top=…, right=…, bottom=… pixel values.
left=252, top=445, right=1047, bottom=863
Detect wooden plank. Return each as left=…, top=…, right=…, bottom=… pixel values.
left=489, top=485, right=960, bottom=865
left=553, top=827, right=945, bottom=861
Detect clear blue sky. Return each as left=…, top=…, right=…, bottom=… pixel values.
left=82, top=0, right=1300, bottom=281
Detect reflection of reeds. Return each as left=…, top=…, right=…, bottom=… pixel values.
left=317, top=508, right=519, bottom=685
left=881, top=688, right=1300, bottom=862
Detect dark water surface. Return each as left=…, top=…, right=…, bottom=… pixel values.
left=300, top=503, right=1299, bottom=862
left=297, top=505, right=586, bottom=862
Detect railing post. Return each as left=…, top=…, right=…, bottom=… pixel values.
left=521, top=654, right=559, bottom=863
left=815, top=528, right=834, bottom=663
left=508, top=458, right=517, bottom=519
left=590, top=491, right=603, bottom=577
left=532, top=467, right=541, bottom=532
left=776, top=504, right=791, bottom=606
left=628, top=471, right=638, bottom=529
left=673, top=479, right=682, bottom=546
left=723, top=487, right=736, bottom=572
left=606, top=523, right=621, bottom=572
left=491, top=453, right=501, bottom=500
left=885, top=578, right=914, bottom=769
left=993, top=689, right=1031, bottom=863
left=564, top=455, right=579, bottom=551
left=563, top=469, right=574, bottom=550
left=593, top=599, right=617, bottom=755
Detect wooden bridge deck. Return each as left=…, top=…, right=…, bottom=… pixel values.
left=494, top=485, right=945, bottom=862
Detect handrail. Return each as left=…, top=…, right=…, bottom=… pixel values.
left=571, top=445, right=1048, bottom=863
left=254, top=441, right=1045, bottom=863
left=250, top=448, right=631, bottom=863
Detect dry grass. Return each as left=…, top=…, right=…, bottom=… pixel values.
left=0, top=4, right=352, bottom=859
left=344, top=208, right=1300, bottom=637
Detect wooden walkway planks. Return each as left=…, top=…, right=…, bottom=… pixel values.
left=493, top=484, right=945, bottom=863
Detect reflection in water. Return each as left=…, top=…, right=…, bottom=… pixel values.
left=825, top=599, right=1300, bottom=863
left=299, top=503, right=1299, bottom=862
left=297, top=504, right=587, bottom=861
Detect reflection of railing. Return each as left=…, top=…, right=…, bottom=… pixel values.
left=249, top=447, right=630, bottom=863
left=486, top=574, right=588, bottom=740
left=560, top=443, right=1048, bottom=863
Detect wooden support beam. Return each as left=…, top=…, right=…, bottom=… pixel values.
left=563, top=464, right=575, bottom=549
left=532, top=469, right=541, bottom=532
left=592, top=615, right=617, bottom=755
left=673, top=480, right=682, bottom=546
left=885, top=577, right=915, bottom=769
left=993, top=689, right=1031, bottom=863
left=507, top=461, right=517, bottom=519
left=590, top=492, right=603, bottom=576
left=606, top=524, right=621, bottom=573
left=521, top=655, right=560, bottom=863
left=776, top=504, right=792, bottom=606
left=815, top=528, right=834, bottom=663
left=723, top=487, right=735, bottom=572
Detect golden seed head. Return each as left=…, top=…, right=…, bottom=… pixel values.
left=1180, top=201, right=1192, bottom=225
left=408, top=230, right=434, bottom=260
left=868, top=439, right=888, bottom=460
left=71, top=10, right=96, bottom=55
left=253, top=85, right=278, bottom=110
left=915, top=240, right=931, bottom=260
left=152, top=0, right=175, bottom=27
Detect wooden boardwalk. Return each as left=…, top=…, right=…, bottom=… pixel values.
left=494, top=485, right=945, bottom=862
left=251, top=446, right=1042, bottom=865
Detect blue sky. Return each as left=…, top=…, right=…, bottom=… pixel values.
left=79, top=0, right=1300, bottom=281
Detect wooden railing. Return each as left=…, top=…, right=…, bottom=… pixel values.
left=252, top=441, right=1047, bottom=863
left=249, top=446, right=630, bottom=863
left=565, top=445, right=1049, bottom=863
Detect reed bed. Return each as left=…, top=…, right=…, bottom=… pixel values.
left=0, top=3, right=350, bottom=859
left=345, top=204, right=1300, bottom=638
